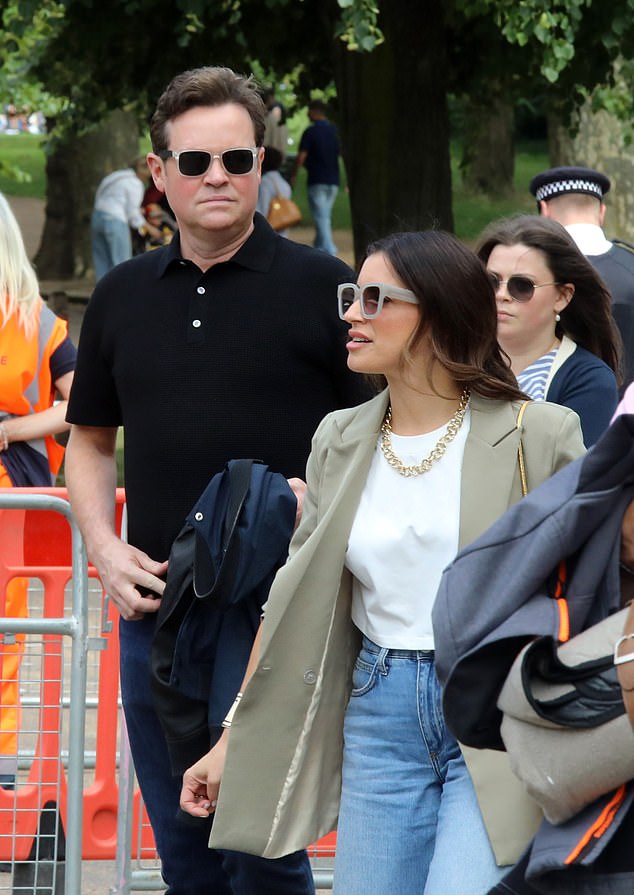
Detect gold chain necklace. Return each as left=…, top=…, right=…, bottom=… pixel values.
left=380, top=388, right=470, bottom=477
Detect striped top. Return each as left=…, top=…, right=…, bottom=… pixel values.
left=517, top=349, right=558, bottom=401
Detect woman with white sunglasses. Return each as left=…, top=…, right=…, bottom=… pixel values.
left=179, top=230, right=585, bottom=895
left=477, top=214, right=620, bottom=445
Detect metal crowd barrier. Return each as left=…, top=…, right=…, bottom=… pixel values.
left=0, top=491, right=89, bottom=894
left=0, top=488, right=335, bottom=893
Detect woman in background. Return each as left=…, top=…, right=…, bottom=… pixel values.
left=256, top=146, right=294, bottom=237
left=477, top=214, right=620, bottom=445
left=0, top=192, right=76, bottom=785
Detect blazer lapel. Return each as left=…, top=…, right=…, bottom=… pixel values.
left=317, top=390, right=388, bottom=531
left=460, top=397, right=524, bottom=548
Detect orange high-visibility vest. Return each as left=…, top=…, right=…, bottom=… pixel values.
left=0, top=300, right=69, bottom=477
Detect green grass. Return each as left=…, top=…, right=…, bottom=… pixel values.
left=452, top=139, right=550, bottom=243
left=288, top=138, right=549, bottom=240
left=0, top=133, right=48, bottom=198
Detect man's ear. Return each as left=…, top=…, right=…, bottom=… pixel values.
left=539, top=199, right=551, bottom=218
left=146, top=154, right=167, bottom=194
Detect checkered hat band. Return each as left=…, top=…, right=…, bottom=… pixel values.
left=536, top=179, right=603, bottom=201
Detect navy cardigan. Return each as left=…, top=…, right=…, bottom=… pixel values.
left=547, top=344, right=617, bottom=446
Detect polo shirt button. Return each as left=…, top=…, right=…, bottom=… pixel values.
left=197, top=286, right=206, bottom=295
left=303, top=670, right=316, bottom=685
left=194, top=512, right=203, bottom=521
left=192, top=319, right=202, bottom=328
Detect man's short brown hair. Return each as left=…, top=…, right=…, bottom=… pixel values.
left=150, top=66, right=266, bottom=152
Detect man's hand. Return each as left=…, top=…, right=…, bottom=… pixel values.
left=287, top=477, right=306, bottom=530
left=180, top=735, right=229, bottom=818
left=146, top=222, right=164, bottom=241
left=92, top=537, right=168, bottom=621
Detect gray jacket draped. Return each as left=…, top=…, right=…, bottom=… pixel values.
left=433, top=413, right=634, bottom=890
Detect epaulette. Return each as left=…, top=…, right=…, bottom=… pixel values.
left=612, top=239, right=634, bottom=256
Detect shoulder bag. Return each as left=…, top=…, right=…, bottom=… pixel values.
left=267, top=194, right=302, bottom=231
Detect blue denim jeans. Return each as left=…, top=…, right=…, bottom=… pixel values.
left=307, top=184, right=338, bottom=255
left=119, top=615, right=315, bottom=895
left=333, top=636, right=504, bottom=895
left=91, top=208, right=133, bottom=281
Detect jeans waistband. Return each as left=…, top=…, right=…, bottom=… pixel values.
left=361, top=634, right=434, bottom=660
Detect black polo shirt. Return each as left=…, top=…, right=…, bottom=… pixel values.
left=68, top=213, right=367, bottom=559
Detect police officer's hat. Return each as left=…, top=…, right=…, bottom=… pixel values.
left=529, top=166, right=611, bottom=203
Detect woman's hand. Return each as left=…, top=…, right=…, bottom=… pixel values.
left=180, top=734, right=229, bottom=817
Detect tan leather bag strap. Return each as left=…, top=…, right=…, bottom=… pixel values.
left=615, top=600, right=634, bottom=732
left=516, top=401, right=531, bottom=498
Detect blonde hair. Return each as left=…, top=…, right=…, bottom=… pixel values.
left=0, top=191, right=40, bottom=337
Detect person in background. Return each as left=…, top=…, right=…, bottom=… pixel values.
left=292, top=99, right=340, bottom=256
left=179, top=230, right=584, bottom=895
left=262, top=88, right=289, bottom=160
left=91, top=157, right=162, bottom=280
left=477, top=214, right=621, bottom=446
left=65, top=65, right=368, bottom=895
left=0, top=192, right=76, bottom=790
left=530, top=165, right=634, bottom=388
left=142, top=203, right=177, bottom=250
left=256, top=146, right=293, bottom=237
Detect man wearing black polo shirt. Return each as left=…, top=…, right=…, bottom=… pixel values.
left=65, top=66, right=366, bottom=895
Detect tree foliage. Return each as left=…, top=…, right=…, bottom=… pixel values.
left=4, top=0, right=634, bottom=271
left=455, top=0, right=634, bottom=110
left=4, top=0, right=634, bottom=144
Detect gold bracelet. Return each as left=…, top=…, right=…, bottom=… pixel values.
left=221, top=692, right=243, bottom=729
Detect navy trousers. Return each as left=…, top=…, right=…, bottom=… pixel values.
left=119, top=615, right=315, bottom=895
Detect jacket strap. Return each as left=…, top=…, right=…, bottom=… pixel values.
left=194, top=459, right=254, bottom=603
left=516, top=400, right=531, bottom=498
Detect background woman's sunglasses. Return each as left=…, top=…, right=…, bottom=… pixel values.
left=158, top=148, right=258, bottom=177
left=337, top=282, right=419, bottom=319
left=487, top=271, right=561, bottom=302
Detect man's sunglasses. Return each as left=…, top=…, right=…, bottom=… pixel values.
left=337, top=282, right=419, bottom=320
left=157, top=148, right=259, bottom=177
left=487, top=271, right=561, bottom=303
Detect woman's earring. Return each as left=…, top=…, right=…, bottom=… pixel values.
left=555, top=312, right=561, bottom=322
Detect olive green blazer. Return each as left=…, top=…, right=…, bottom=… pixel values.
left=210, top=391, right=585, bottom=862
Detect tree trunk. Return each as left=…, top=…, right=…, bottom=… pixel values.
left=34, top=110, right=141, bottom=279
left=334, top=0, right=453, bottom=267
left=548, top=94, right=634, bottom=243
left=461, top=91, right=514, bottom=196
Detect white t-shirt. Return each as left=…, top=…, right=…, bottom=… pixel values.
left=346, top=409, right=470, bottom=649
